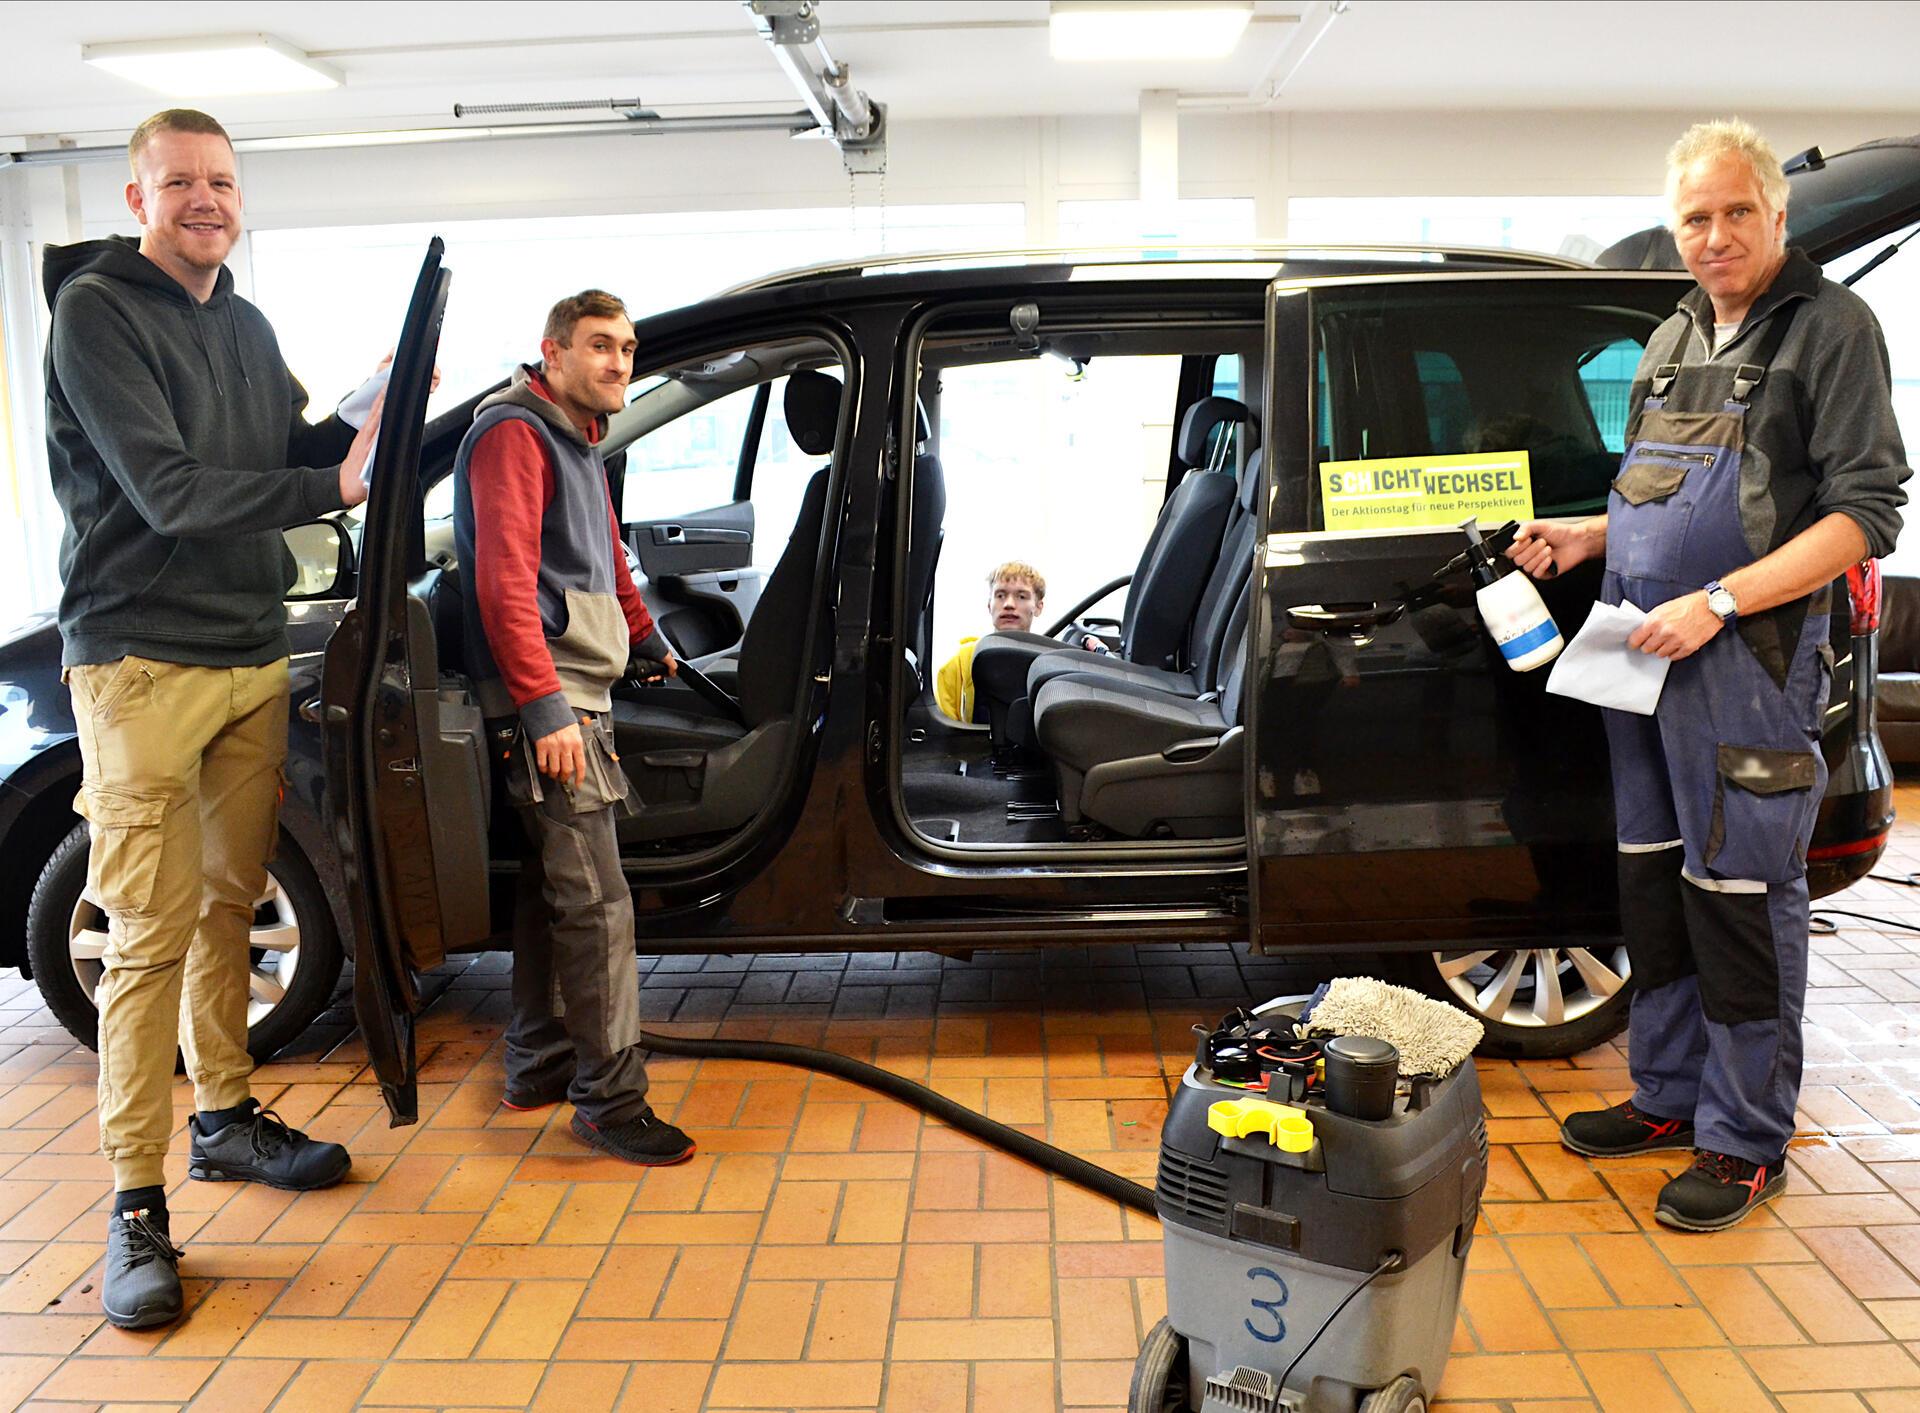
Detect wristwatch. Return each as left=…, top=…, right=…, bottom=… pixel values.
left=1704, top=580, right=1739, bottom=623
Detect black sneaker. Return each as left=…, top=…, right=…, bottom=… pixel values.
left=188, top=1099, right=351, bottom=1191
left=570, top=1109, right=696, bottom=1166
left=1655, top=1149, right=1787, bottom=1232
left=503, top=1073, right=570, bottom=1112
left=101, top=1208, right=184, bottom=1330
left=1560, top=1100, right=1695, bottom=1158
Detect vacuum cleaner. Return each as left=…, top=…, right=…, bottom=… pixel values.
left=638, top=976, right=1484, bottom=1413
left=1128, top=980, right=1487, bottom=1413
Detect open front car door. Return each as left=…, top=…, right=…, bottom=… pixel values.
left=318, top=239, right=493, bottom=1124
left=1245, top=271, right=1685, bottom=969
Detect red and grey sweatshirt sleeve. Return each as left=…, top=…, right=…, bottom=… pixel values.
left=465, top=420, right=578, bottom=740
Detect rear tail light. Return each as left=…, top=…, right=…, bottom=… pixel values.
left=1807, top=829, right=1890, bottom=862
left=1847, top=558, right=1882, bottom=635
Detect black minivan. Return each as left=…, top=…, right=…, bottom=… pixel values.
left=3, top=136, right=1914, bottom=1122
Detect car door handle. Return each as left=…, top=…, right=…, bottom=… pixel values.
left=651, top=525, right=750, bottom=546
left=1286, top=602, right=1405, bottom=634
left=299, top=698, right=351, bottom=724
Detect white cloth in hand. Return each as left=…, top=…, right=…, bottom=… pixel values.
left=336, top=368, right=390, bottom=485
left=1545, top=599, right=1670, bottom=716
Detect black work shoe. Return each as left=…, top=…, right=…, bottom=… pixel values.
left=570, top=1109, right=696, bottom=1166
left=1560, top=1099, right=1695, bottom=1158
left=188, top=1098, right=351, bottom=1191
left=1655, top=1149, right=1788, bottom=1232
left=502, top=1074, right=570, bottom=1112
left=101, top=1208, right=184, bottom=1329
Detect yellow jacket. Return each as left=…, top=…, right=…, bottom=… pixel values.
left=935, top=637, right=980, bottom=722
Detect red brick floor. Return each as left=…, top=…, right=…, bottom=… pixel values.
left=4, top=791, right=1920, bottom=1410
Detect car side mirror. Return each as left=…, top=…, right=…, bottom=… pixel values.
left=284, top=520, right=353, bottom=600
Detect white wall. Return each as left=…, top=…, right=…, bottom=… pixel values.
left=3, top=104, right=1916, bottom=620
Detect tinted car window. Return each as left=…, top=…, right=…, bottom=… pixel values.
left=1577, top=338, right=1643, bottom=453
left=1308, top=281, right=1674, bottom=526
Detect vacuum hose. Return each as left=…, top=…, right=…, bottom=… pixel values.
left=638, top=1027, right=1158, bottom=1215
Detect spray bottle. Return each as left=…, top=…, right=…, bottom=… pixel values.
left=1460, top=517, right=1563, bottom=671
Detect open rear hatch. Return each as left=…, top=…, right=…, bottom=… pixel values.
left=1598, top=134, right=1920, bottom=270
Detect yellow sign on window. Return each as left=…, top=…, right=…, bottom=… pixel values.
left=1319, top=451, right=1533, bottom=531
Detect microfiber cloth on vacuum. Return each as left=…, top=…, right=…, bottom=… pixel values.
left=1298, top=977, right=1484, bottom=1078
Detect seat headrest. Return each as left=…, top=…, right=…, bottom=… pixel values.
left=1238, top=448, right=1262, bottom=515
left=1176, top=395, right=1252, bottom=468
left=785, top=370, right=843, bottom=457
left=914, top=398, right=931, bottom=447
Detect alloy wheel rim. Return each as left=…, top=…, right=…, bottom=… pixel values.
left=69, top=877, right=303, bottom=1030
left=1431, top=944, right=1630, bottom=1028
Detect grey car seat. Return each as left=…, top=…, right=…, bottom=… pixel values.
left=1025, top=447, right=1261, bottom=709
left=969, top=395, right=1251, bottom=750
left=607, top=370, right=842, bottom=840
left=694, top=370, right=844, bottom=691
left=1031, top=579, right=1252, bottom=838
left=902, top=403, right=947, bottom=690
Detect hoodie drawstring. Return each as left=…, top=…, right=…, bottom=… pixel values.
left=225, top=302, right=252, bottom=388
left=189, top=308, right=223, bottom=397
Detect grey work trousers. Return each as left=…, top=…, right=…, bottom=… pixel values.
left=501, top=715, right=652, bottom=1124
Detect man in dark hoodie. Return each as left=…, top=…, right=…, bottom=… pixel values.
left=452, top=289, right=694, bottom=1167
left=44, top=108, right=379, bottom=1329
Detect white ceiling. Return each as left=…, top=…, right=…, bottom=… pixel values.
left=2, top=0, right=1917, bottom=146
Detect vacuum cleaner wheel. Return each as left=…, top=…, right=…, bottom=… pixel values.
left=1359, top=1375, right=1428, bottom=1413
left=1128, top=1318, right=1189, bottom=1413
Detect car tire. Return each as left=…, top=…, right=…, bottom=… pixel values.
left=25, top=823, right=344, bottom=1062
left=1393, top=944, right=1632, bottom=1061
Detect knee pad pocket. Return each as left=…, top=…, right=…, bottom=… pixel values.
left=1617, top=849, right=1694, bottom=990
left=1681, top=883, right=1779, bottom=1025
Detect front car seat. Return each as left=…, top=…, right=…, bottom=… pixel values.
left=608, top=370, right=842, bottom=840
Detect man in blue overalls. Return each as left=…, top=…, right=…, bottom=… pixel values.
left=1511, top=120, right=1910, bottom=1231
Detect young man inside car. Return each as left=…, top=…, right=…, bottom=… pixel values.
left=937, top=560, right=1102, bottom=722
left=44, top=108, right=383, bottom=1329
left=452, top=289, right=695, bottom=1168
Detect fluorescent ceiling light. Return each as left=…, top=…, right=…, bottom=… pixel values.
left=1050, top=1, right=1254, bottom=62
left=83, top=34, right=342, bottom=97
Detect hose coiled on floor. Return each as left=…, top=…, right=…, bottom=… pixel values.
left=637, top=1027, right=1158, bottom=1215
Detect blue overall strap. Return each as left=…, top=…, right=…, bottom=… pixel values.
left=1729, top=299, right=1800, bottom=404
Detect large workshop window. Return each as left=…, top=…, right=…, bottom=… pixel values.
left=249, top=202, right=1026, bottom=419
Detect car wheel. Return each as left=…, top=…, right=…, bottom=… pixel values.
left=1396, top=944, right=1632, bottom=1060
left=25, top=823, right=344, bottom=1062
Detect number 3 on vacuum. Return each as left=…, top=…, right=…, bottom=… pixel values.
left=1245, top=1266, right=1289, bottom=1343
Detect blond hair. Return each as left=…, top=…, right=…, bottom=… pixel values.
left=988, top=561, right=1045, bottom=601
left=1665, top=118, right=1790, bottom=227
left=127, top=108, right=231, bottom=178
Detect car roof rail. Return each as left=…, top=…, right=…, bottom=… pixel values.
left=719, top=241, right=1588, bottom=297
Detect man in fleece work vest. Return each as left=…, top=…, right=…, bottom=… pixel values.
left=452, top=289, right=694, bottom=1166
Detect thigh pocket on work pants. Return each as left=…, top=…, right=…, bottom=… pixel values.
left=569, top=718, right=636, bottom=820
left=1704, top=744, right=1819, bottom=883
left=73, top=784, right=170, bottom=916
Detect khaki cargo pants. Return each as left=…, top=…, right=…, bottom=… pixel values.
left=67, top=655, right=289, bottom=1189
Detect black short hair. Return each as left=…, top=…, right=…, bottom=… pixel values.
left=128, top=109, right=232, bottom=176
